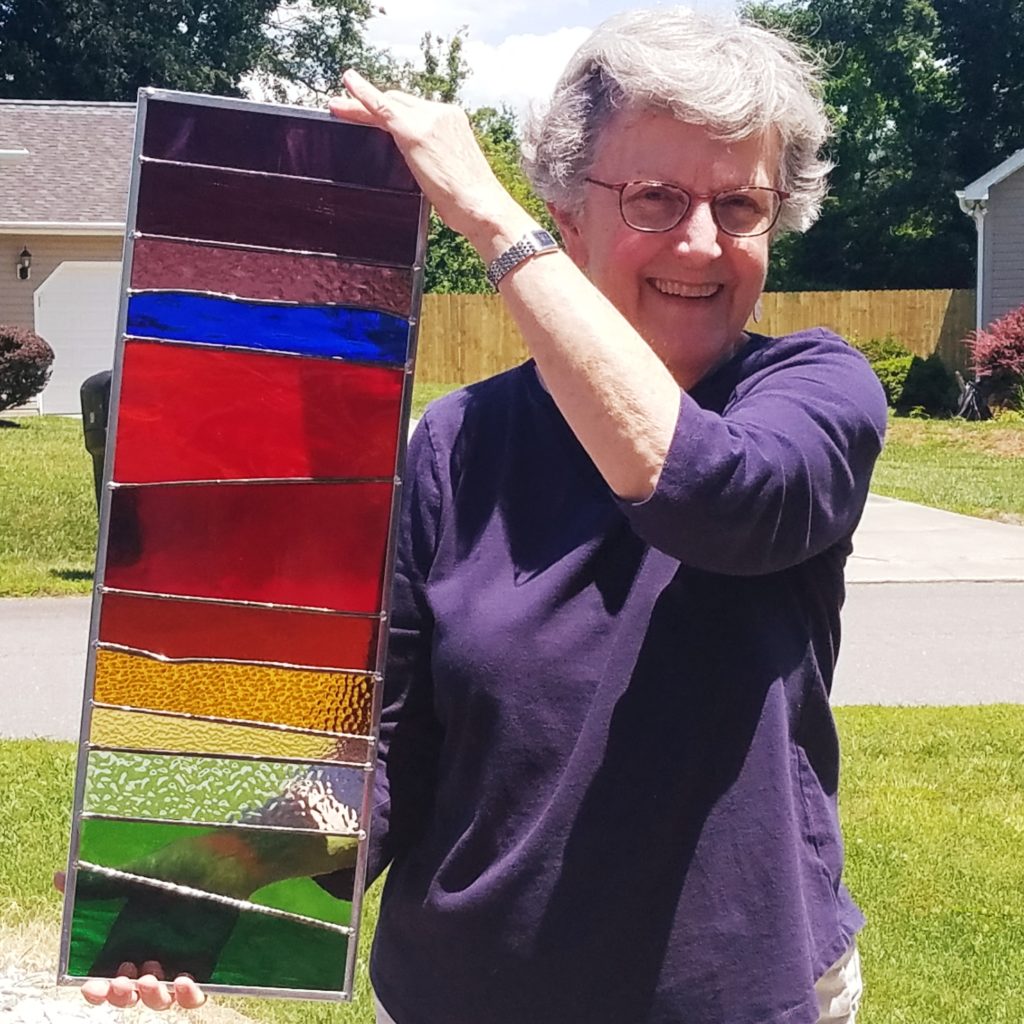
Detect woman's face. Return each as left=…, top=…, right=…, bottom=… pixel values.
left=553, top=109, right=779, bottom=388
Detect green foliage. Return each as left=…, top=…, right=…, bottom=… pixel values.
left=873, top=354, right=915, bottom=408
left=852, top=335, right=957, bottom=413
left=851, top=334, right=913, bottom=365
left=745, top=0, right=1024, bottom=291
left=0, top=325, right=54, bottom=413
left=425, top=106, right=558, bottom=293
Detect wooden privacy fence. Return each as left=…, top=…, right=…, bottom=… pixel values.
left=416, top=288, right=976, bottom=384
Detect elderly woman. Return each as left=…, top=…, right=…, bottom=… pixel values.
left=326, top=8, right=887, bottom=1024
left=78, top=8, right=886, bottom=1023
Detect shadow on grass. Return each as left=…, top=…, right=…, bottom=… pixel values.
left=49, top=569, right=93, bottom=582
left=0, top=419, right=24, bottom=429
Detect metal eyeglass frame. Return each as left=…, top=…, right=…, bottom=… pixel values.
left=584, top=178, right=790, bottom=237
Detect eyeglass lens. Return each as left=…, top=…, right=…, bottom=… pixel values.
left=620, top=183, right=780, bottom=236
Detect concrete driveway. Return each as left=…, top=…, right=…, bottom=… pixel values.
left=2, top=493, right=1023, bottom=739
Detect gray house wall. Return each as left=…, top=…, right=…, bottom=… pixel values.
left=983, top=166, right=1024, bottom=328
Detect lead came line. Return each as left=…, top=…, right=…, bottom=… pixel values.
left=100, top=586, right=389, bottom=618
left=76, top=862, right=354, bottom=934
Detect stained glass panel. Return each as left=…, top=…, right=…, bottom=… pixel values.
left=129, top=238, right=414, bottom=316
left=93, top=649, right=375, bottom=735
left=89, top=708, right=374, bottom=765
left=63, top=88, right=425, bottom=1002
left=104, top=482, right=392, bottom=611
left=136, top=161, right=421, bottom=265
left=114, top=341, right=404, bottom=483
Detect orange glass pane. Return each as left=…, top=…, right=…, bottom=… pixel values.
left=93, top=649, right=373, bottom=735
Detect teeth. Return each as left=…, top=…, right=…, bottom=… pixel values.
left=651, top=279, right=720, bottom=297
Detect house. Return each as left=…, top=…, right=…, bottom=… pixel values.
left=956, top=147, right=1024, bottom=333
left=1, top=100, right=135, bottom=413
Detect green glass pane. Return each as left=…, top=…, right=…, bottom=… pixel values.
left=69, top=819, right=355, bottom=991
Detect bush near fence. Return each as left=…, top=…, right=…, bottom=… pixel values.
left=416, top=288, right=976, bottom=385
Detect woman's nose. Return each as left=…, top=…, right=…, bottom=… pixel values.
left=670, top=199, right=722, bottom=262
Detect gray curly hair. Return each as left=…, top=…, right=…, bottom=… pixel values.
left=521, top=7, right=832, bottom=234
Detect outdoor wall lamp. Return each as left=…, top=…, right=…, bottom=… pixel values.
left=16, top=247, right=32, bottom=281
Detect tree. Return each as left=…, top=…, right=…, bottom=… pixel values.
left=742, top=0, right=1024, bottom=291
left=0, top=0, right=395, bottom=102
left=0, top=325, right=54, bottom=413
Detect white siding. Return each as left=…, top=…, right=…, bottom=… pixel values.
left=983, top=168, right=1024, bottom=327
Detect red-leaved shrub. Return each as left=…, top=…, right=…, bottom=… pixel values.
left=966, top=304, right=1024, bottom=407
left=0, top=325, right=55, bottom=413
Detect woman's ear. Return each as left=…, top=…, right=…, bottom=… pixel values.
left=547, top=201, right=587, bottom=271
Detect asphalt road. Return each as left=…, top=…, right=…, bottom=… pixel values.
left=1, top=581, right=1021, bottom=740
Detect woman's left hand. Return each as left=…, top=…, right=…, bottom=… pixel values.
left=328, top=71, right=525, bottom=247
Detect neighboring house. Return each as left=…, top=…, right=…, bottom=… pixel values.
left=957, top=147, right=1024, bottom=333
left=1, top=100, right=134, bottom=413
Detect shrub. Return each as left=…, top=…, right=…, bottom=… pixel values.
left=0, top=325, right=54, bottom=413
left=966, top=304, right=1024, bottom=409
left=900, top=353, right=959, bottom=415
left=851, top=334, right=913, bottom=365
left=872, top=354, right=914, bottom=408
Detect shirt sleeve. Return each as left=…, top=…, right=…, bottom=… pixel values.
left=364, top=412, right=446, bottom=884
left=621, top=331, right=888, bottom=576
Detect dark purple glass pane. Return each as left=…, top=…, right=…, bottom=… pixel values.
left=143, top=99, right=418, bottom=193
left=130, top=238, right=414, bottom=317
left=135, top=162, right=421, bottom=267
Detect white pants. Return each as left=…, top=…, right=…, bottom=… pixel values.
left=374, top=941, right=862, bottom=1024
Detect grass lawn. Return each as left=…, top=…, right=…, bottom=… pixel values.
left=872, top=415, right=1024, bottom=525
left=4, top=707, right=1023, bottom=1023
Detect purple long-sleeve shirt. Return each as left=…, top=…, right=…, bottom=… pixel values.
left=365, top=328, right=887, bottom=1024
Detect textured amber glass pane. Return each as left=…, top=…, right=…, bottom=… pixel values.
left=84, top=751, right=365, bottom=832
left=93, top=649, right=373, bottom=735
left=69, top=818, right=354, bottom=990
left=89, top=707, right=373, bottom=764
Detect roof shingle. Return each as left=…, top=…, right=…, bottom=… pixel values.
left=0, top=100, right=135, bottom=226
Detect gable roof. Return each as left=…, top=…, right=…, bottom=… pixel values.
left=0, top=100, right=135, bottom=232
left=959, top=147, right=1024, bottom=202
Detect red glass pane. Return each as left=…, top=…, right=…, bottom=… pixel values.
left=113, top=341, right=404, bottom=483
left=98, top=591, right=378, bottom=670
left=130, top=238, right=414, bottom=318
left=104, top=482, right=393, bottom=612
left=135, top=162, right=421, bottom=266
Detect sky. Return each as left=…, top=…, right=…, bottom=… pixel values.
left=364, top=0, right=741, bottom=117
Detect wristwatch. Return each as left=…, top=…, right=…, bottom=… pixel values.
left=486, top=228, right=560, bottom=289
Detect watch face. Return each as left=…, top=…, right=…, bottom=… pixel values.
left=530, top=229, right=556, bottom=248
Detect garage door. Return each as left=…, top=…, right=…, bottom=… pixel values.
left=35, top=261, right=122, bottom=415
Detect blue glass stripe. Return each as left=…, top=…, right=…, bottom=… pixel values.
left=126, top=293, right=409, bottom=364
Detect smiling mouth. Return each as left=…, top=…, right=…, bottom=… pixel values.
left=649, top=279, right=722, bottom=298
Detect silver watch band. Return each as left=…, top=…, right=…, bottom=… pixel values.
left=486, top=228, right=559, bottom=288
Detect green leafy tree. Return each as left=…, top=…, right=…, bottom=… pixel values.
left=743, top=0, right=1024, bottom=291
left=0, top=0, right=396, bottom=101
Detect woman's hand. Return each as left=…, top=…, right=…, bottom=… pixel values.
left=328, top=71, right=529, bottom=251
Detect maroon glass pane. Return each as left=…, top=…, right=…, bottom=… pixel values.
left=113, top=341, right=404, bottom=483
left=98, top=591, right=378, bottom=670
left=104, top=482, right=393, bottom=612
left=135, top=163, right=421, bottom=266
left=142, top=99, right=418, bottom=193
left=130, top=238, right=414, bottom=317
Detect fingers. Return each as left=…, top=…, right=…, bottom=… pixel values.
left=79, top=964, right=208, bottom=1011
left=340, top=69, right=393, bottom=121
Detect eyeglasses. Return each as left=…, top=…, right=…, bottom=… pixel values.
left=584, top=178, right=790, bottom=237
